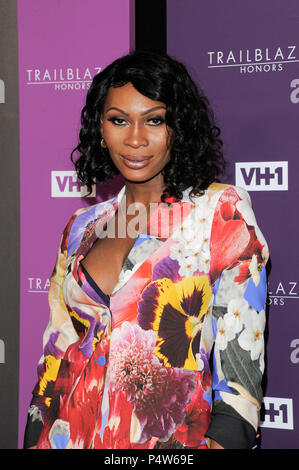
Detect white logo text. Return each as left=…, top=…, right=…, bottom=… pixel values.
left=51, top=171, right=96, bottom=198
left=235, top=162, right=288, bottom=191
left=290, top=79, right=299, bottom=103
left=260, top=397, right=294, bottom=430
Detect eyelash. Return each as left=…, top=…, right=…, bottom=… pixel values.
left=107, top=116, right=165, bottom=127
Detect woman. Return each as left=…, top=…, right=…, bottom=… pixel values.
left=24, top=50, right=269, bottom=449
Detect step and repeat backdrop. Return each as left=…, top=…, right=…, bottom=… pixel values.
left=167, top=0, right=299, bottom=449
left=16, top=0, right=133, bottom=448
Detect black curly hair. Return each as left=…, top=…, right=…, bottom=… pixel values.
left=71, top=50, right=225, bottom=202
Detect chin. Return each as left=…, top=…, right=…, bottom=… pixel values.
left=122, top=171, right=162, bottom=184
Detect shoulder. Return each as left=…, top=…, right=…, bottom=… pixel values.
left=184, top=182, right=251, bottom=205
left=205, top=183, right=259, bottom=230
left=206, top=182, right=251, bottom=206
left=185, top=183, right=252, bottom=216
left=207, top=182, right=269, bottom=258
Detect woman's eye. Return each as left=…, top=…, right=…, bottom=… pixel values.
left=108, top=117, right=127, bottom=126
left=107, top=116, right=165, bottom=126
left=147, top=117, right=165, bottom=126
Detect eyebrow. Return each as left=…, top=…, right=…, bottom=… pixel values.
left=105, top=105, right=166, bottom=116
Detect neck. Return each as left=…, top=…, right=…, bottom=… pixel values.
left=124, top=174, right=165, bottom=207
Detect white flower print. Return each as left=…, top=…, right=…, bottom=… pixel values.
left=223, top=298, right=251, bottom=339
left=174, top=215, right=197, bottom=243
left=170, top=237, right=208, bottom=277
left=197, top=247, right=210, bottom=273
left=238, top=309, right=265, bottom=361
left=170, top=195, right=213, bottom=277
left=215, top=317, right=235, bottom=351
left=249, top=254, right=261, bottom=287
left=178, top=255, right=198, bottom=277
left=169, top=240, right=190, bottom=263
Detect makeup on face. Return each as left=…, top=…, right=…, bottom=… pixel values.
left=100, top=83, right=172, bottom=184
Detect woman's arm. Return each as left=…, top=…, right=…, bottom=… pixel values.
left=24, top=214, right=80, bottom=448
left=210, top=439, right=224, bottom=449
left=206, top=186, right=269, bottom=449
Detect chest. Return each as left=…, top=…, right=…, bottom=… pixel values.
left=82, top=207, right=155, bottom=295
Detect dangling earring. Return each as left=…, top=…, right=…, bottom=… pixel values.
left=100, top=138, right=107, bottom=148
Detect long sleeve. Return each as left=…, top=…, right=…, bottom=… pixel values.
left=23, top=213, right=80, bottom=448
left=205, top=186, right=269, bottom=449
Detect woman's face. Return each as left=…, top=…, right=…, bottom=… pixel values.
left=100, top=82, right=173, bottom=183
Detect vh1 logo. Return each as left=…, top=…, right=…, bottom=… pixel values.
left=51, top=171, right=96, bottom=197
left=260, top=397, right=294, bottom=430
left=235, top=162, right=288, bottom=191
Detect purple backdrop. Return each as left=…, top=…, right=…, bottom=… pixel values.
left=17, top=0, right=133, bottom=448
left=167, top=0, right=299, bottom=449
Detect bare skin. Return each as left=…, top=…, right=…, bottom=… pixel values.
left=210, top=440, right=224, bottom=449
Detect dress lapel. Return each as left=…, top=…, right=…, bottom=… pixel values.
left=75, top=186, right=126, bottom=258
left=73, top=185, right=195, bottom=300
left=108, top=187, right=194, bottom=296
left=76, top=185, right=195, bottom=258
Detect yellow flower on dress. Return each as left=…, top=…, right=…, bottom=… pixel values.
left=138, top=272, right=212, bottom=370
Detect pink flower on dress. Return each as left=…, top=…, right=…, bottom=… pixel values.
left=210, top=188, right=267, bottom=286
left=108, top=322, right=196, bottom=443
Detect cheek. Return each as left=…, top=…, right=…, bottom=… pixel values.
left=151, top=130, right=172, bottom=153
left=102, top=130, right=125, bottom=157
left=102, top=126, right=118, bottom=144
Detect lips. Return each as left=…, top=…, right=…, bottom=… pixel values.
left=120, top=155, right=154, bottom=169
left=121, top=155, right=153, bottom=162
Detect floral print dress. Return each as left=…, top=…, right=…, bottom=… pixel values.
left=24, top=183, right=269, bottom=449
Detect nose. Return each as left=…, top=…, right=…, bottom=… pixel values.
left=124, top=122, right=149, bottom=148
